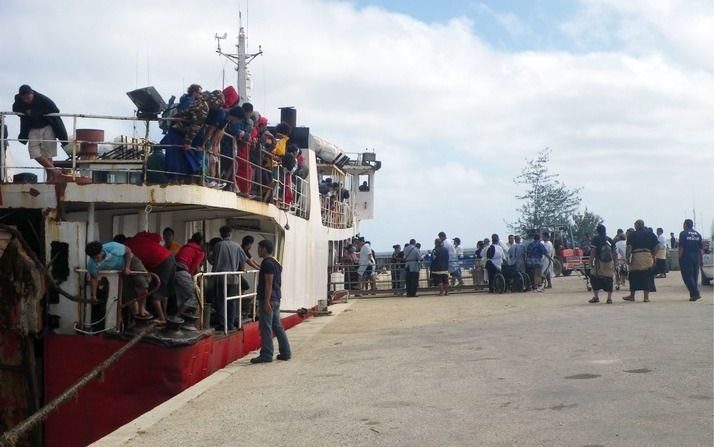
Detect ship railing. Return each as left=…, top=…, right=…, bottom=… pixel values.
left=74, top=268, right=161, bottom=333
left=194, top=270, right=259, bottom=335
left=317, top=164, right=353, bottom=228
left=327, top=261, right=489, bottom=296
left=0, top=111, right=309, bottom=218
left=319, top=196, right=352, bottom=229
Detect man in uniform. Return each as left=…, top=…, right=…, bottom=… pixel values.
left=678, top=219, right=703, bottom=301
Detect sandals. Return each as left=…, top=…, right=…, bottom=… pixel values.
left=606, top=298, right=613, bottom=304
left=588, top=297, right=599, bottom=303
left=622, top=296, right=635, bottom=302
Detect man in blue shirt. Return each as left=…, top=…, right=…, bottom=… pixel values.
left=430, top=238, right=450, bottom=296
left=85, top=241, right=151, bottom=319
left=251, top=239, right=291, bottom=363
left=526, top=233, right=548, bottom=292
left=678, top=219, right=703, bottom=301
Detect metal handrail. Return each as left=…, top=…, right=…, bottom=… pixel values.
left=195, top=270, right=259, bottom=335
left=0, top=110, right=312, bottom=219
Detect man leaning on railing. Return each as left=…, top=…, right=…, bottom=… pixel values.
left=11, top=85, right=69, bottom=182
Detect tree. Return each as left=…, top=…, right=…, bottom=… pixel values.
left=511, top=148, right=582, bottom=236
left=571, top=208, right=604, bottom=242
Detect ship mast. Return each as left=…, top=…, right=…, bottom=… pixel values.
left=215, top=11, right=262, bottom=104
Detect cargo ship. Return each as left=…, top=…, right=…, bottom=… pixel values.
left=0, top=24, right=380, bottom=447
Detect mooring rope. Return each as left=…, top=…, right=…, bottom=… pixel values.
left=0, top=324, right=155, bottom=447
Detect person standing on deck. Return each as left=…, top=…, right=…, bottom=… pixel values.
left=251, top=239, right=291, bottom=363
left=173, top=232, right=205, bottom=321
left=212, top=225, right=246, bottom=331
left=163, top=227, right=181, bottom=256
left=11, top=85, right=69, bottom=182
left=678, top=219, right=703, bottom=301
left=403, top=239, right=423, bottom=297
left=655, top=228, right=668, bottom=278
left=622, top=219, right=659, bottom=302
left=85, top=241, right=151, bottom=320
left=124, top=231, right=175, bottom=323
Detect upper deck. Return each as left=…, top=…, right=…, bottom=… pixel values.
left=0, top=110, right=379, bottom=230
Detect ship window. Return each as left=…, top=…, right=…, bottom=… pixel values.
left=358, top=175, right=370, bottom=192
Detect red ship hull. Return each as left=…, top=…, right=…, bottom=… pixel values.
left=43, top=313, right=305, bottom=447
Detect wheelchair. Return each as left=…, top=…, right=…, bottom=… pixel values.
left=492, top=263, right=530, bottom=294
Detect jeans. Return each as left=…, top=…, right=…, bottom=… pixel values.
left=258, top=300, right=291, bottom=359
left=406, top=271, right=419, bottom=296
left=679, top=257, right=701, bottom=298
left=214, top=282, right=237, bottom=329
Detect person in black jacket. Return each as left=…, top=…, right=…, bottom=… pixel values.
left=11, top=85, right=69, bottom=182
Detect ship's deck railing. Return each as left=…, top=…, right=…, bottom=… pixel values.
left=320, top=195, right=352, bottom=228
left=74, top=269, right=161, bottom=333
left=195, top=270, right=259, bottom=335
left=0, top=111, right=309, bottom=218
left=317, top=164, right=353, bottom=228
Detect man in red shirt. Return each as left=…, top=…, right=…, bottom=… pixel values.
left=173, top=232, right=205, bottom=320
left=124, top=231, right=175, bottom=323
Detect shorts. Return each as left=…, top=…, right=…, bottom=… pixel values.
left=28, top=125, right=57, bottom=159
left=150, top=256, right=176, bottom=300
left=174, top=268, right=198, bottom=309
left=122, top=256, right=150, bottom=300
left=431, top=272, right=449, bottom=285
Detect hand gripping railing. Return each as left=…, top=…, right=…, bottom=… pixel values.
left=194, top=270, right=259, bottom=335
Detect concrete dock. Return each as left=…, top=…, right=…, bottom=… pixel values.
left=93, top=276, right=713, bottom=447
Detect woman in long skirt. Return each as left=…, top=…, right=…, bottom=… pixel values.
left=622, top=220, right=659, bottom=302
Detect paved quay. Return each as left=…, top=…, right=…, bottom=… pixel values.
left=94, top=276, right=713, bottom=447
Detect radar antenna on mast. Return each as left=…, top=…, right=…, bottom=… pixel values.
left=214, top=11, right=262, bottom=104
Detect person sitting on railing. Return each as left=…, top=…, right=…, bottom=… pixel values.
left=161, top=84, right=208, bottom=184
left=11, top=85, right=69, bottom=183
left=124, top=231, right=175, bottom=324
left=85, top=241, right=152, bottom=321
left=173, top=232, right=205, bottom=322
left=224, top=104, right=254, bottom=195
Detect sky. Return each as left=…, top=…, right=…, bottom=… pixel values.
left=0, top=0, right=712, bottom=250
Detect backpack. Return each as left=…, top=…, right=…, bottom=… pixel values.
left=205, top=90, right=225, bottom=110
left=598, top=239, right=613, bottom=263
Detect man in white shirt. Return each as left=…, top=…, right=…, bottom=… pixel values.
left=356, top=238, right=373, bottom=292
left=542, top=231, right=555, bottom=289
left=439, top=232, right=464, bottom=287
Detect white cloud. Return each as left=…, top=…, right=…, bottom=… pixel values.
left=1, top=0, right=711, bottom=249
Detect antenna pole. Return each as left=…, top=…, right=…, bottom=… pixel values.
left=213, top=6, right=262, bottom=103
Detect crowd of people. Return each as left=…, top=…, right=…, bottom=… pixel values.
left=6, top=84, right=307, bottom=211
left=151, top=84, right=306, bottom=208
left=84, top=225, right=291, bottom=363
left=339, top=218, right=705, bottom=303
